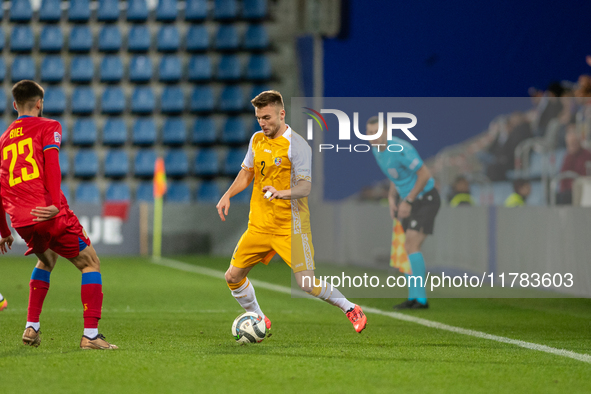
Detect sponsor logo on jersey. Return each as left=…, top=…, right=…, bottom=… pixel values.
left=264, top=149, right=272, bottom=153
left=54, top=132, right=61, bottom=144
left=274, top=157, right=282, bottom=166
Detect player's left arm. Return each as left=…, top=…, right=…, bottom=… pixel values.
left=31, top=122, right=62, bottom=222
left=397, top=165, right=432, bottom=219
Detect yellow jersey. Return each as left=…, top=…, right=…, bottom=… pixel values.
left=241, top=125, right=312, bottom=235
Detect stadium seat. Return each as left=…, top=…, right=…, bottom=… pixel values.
left=213, top=0, right=238, bottom=20
left=165, top=149, right=189, bottom=177
left=246, top=55, right=272, bottom=80
left=131, top=87, right=156, bottom=114
left=68, top=0, right=91, bottom=22
left=132, top=118, right=157, bottom=145
left=217, top=55, right=242, bottom=81
left=0, top=90, right=6, bottom=114
left=104, top=149, right=130, bottom=178
left=188, top=55, right=212, bottom=82
left=129, top=55, right=153, bottom=82
left=10, top=0, right=33, bottom=22
left=134, top=149, right=157, bottom=177
left=69, top=26, right=93, bottom=52
left=59, top=152, right=70, bottom=176
left=215, top=25, right=240, bottom=51
left=160, top=86, right=185, bottom=114
left=40, top=56, right=65, bottom=83
left=136, top=181, right=154, bottom=202
left=10, top=26, right=34, bottom=52
left=70, top=56, right=95, bottom=83
left=157, top=26, right=181, bottom=52
left=61, top=184, right=71, bottom=201
left=72, top=118, right=97, bottom=146
left=105, top=182, right=131, bottom=202
left=0, top=30, right=4, bottom=52
left=42, top=87, right=66, bottom=114
left=223, top=148, right=247, bottom=175
left=191, top=117, right=217, bottom=145
left=159, top=55, right=182, bottom=83
left=101, top=87, right=126, bottom=114
left=156, top=0, right=178, bottom=22
left=221, top=117, right=248, bottom=145
left=166, top=181, right=192, bottom=203
left=98, top=26, right=122, bottom=52
left=74, top=150, right=99, bottom=178
left=97, top=0, right=120, bottom=22
left=185, top=0, right=207, bottom=21
left=0, top=59, right=5, bottom=83
left=39, top=0, right=62, bottom=22
left=128, top=26, right=151, bottom=52
left=243, top=0, right=267, bottom=20
left=71, top=87, right=96, bottom=114
left=196, top=181, right=221, bottom=203
left=39, top=26, right=64, bottom=53
left=75, top=182, right=101, bottom=204
left=219, top=86, right=244, bottom=112
left=185, top=25, right=210, bottom=52
left=102, top=118, right=127, bottom=146
left=100, top=56, right=124, bottom=83
left=11, top=56, right=35, bottom=82
left=189, top=86, right=215, bottom=113
left=194, top=148, right=219, bottom=176
left=127, top=0, right=148, bottom=21
left=162, top=117, right=187, bottom=145
left=243, top=24, right=270, bottom=50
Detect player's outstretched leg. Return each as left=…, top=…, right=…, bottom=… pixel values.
left=225, top=265, right=271, bottom=330
left=0, top=293, right=7, bottom=311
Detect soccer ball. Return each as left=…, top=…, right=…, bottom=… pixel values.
left=231, top=312, right=266, bottom=343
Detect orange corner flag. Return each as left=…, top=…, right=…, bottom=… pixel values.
left=390, top=219, right=411, bottom=274
left=154, top=157, right=167, bottom=198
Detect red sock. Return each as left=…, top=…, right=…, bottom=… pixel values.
left=27, top=268, right=51, bottom=323
left=81, top=272, right=103, bottom=329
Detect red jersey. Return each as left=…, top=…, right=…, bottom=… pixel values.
left=0, top=116, right=68, bottom=228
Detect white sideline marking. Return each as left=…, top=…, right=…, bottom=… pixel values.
left=152, top=257, right=591, bottom=364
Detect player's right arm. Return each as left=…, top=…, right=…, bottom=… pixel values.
left=388, top=181, right=398, bottom=220
left=216, top=169, right=254, bottom=222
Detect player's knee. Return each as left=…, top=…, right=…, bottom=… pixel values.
left=225, top=268, right=241, bottom=284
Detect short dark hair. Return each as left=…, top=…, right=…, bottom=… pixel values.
left=513, top=179, right=530, bottom=193
left=251, top=90, right=284, bottom=109
left=12, top=80, right=44, bottom=110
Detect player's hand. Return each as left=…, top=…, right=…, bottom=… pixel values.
left=31, top=205, right=60, bottom=222
left=262, top=186, right=282, bottom=201
left=216, top=195, right=230, bottom=222
left=397, top=200, right=412, bottom=219
left=0, top=235, right=14, bottom=254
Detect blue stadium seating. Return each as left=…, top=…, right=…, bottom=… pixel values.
left=74, top=150, right=99, bottom=178
left=0, top=30, right=4, bottom=52
left=0, top=90, right=6, bottom=114
left=134, top=149, right=157, bottom=177
left=243, top=0, right=268, bottom=20
left=131, top=87, right=156, bottom=114
left=127, top=0, right=148, bottom=22
left=132, top=118, right=157, bottom=145
left=219, top=86, right=244, bottom=112
left=97, top=0, right=120, bottom=22
left=190, top=86, right=215, bottom=113
left=221, top=117, right=247, bottom=145
left=246, top=54, right=271, bottom=80
left=160, top=86, right=185, bottom=114
left=42, top=87, right=66, bottom=114
left=99, top=56, right=123, bottom=83
left=188, top=55, right=212, bottom=81
left=162, top=117, right=187, bottom=145
left=75, top=182, right=101, bottom=204
left=128, top=26, right=151, bottom=52
left=39, top=0, right=62, bottom=22
left=215, top=25, right=240, bottom=51
left=62, top=185, right=71, bottom=201
left=10, top=0, right=33, bottom=22
left=71, top=87, right=96, bottom=114
left=156, top=0, right=178, bottom=22
left=105, top=182, right=131, bottom=201
left=40, top=56, right=65, bottom=83
left=243, top=24, right=269, bottom=50
left=98, top=26, right=122, bottom=52
left=214, top=0, right=238, bottom=20
left=191, top=118, right=217, bottom=145
left=129, top=55, right=153, bottom=82
left=223, top=148, right=246, bottom=175
left=185, top=25, right=209, bottom=52
left=165, top=149, right=189, bottom=177
left=166, top=182, right=192, bottom=203
left=217, top=55, right=242, bottom=81
left=0, top=120, right=6, bottom=133
left=70, top=56, right=94, bottom=83
left=136, top=181, right=154, bottom=202
left=59, top=152, right=70, bottom=176
left=10, top=26, right=34, bottom=52
left=157, top=26, right=181, bottom=52
left=101, top=87, right=126, bottom=114
left=40, top=26, right=64, bottom=53
left=102, top=118, right=127, bottom=146
left=0, top=59, right=5, bottom=82
left=232, top=182, right=252, bottom=203
left=68, top=0, right=90, bottom=22
left=72, top=118, right=97, bottom=146
left=194, top=148, right=219, bottom=176
left=185, top=0, right=207, bottom=21
left=11, top=56, right=35, bottom=82
left=104, top=149, right=130, bottom=178
left=196, top=181, right=221, bottom=203
left=159, top=55, right=182, bottom=82
left=69, top=26, right=93, bottom=52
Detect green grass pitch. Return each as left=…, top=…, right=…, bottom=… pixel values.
left=1, top=255, right=590, bottom=393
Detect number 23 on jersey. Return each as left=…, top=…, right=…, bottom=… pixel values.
left=2, top=138, right=40, bottom=187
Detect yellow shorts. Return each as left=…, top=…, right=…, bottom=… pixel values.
left=231, top=229, right=315, bottom=273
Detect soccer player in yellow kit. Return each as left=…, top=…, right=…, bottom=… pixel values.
left=216, top=90, right=367, bottom=333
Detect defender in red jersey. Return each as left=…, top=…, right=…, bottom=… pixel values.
left=0, top=80, right=117, bottom=350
